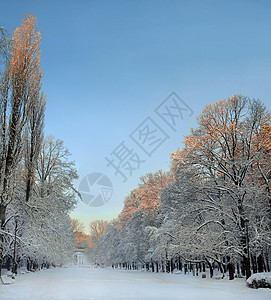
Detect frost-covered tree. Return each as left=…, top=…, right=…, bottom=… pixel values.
left=0, top=13, right=45, bottom=274
left=0, top=27, right=10, bottom=67
left=171, top=95, right=271, bottom=279
left=72, top=219, right=91, bottom=247
left=89, top=220, right=107, bottom=246
left=118, top=170, right=172, bottom=225
left=89, top=95, right=270, bottom=280
left=89, top=220, right=120, bottom=267
left=1, top=14, right=78, bottom=274
left=4, top=136, right=78, bottom=272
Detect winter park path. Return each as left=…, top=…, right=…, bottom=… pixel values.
left=0, top=267, right=271, bottom=300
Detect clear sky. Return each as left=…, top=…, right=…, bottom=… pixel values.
left=1, top=0, right=271, bottom=232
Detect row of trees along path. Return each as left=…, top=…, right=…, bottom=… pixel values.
left=87, top=96, right=271, bottom=280
left=0, top=14, right=78, bottom=276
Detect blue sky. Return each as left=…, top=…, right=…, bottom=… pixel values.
left=1, top=0, right=271, bottom=231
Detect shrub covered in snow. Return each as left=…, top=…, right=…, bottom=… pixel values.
left=246, top=272, right=271, bottom=289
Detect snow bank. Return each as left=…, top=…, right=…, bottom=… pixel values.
left=246, top=272, right=271, bottom=289
left=1, top=274, right=15, bottom=285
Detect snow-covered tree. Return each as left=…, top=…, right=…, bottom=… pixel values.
left=90, top=95, right=270, bottom=281
left=1, top=13, right=79, bottom=274
left=171, top=95, right=271, bottom=278
left=0, top=13, right=45, bottom=274
left=89, top=220, right=107, bottom=246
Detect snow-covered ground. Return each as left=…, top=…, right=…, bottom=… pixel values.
left=1, top=267, right=271, bottom=300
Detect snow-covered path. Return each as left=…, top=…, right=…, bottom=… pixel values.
left=1, top=267, right=270, bottom=300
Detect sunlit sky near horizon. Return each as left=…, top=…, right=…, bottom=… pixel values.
left=1, top=0, right=271, bottom=232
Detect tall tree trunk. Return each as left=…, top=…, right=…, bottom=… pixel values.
left=206, top=261, right=214, bottom=278
left=257, top=253, right=264, bottom=273
left=240, top=217, right=251, bottom=279
left=0, top=204, right=7, bottom=276
left=251, top=255, right=257, bottom=273
left=151, top=261, right=154, bottom=272
left=228, top=263, right=235, bottom=280
left=178, top=257, right=182, bottom=271
left=264, top=252, right=270, bottom=272
left=170, top=258, right=174, bottom=273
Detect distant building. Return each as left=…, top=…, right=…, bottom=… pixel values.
left=74, top=245, right=91, bottom=267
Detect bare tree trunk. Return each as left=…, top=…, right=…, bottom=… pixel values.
left=228, top=263, right=235, bottom=280
left=251, top=255, right=257, bottom=273
left=264, top=252, right=270, bottom=272
left=0, top=204, right=7, bottom=276
left=206, top=260, right=214, bottom=278
left=257, top=253, right=264, bottom=273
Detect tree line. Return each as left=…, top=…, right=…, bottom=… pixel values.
left=89, top=95, right=271, bottom=280
left=0, top=14, right=77, bottom=275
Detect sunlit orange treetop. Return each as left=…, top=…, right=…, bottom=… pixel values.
left=118, top=170, right=173, bottom=225
left=72, top=219, right=92, bottom=247
left=10, top=13, right=42, bottom=84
